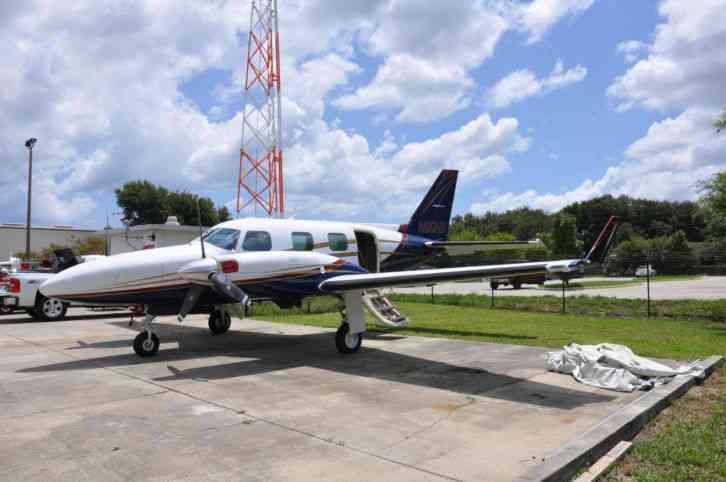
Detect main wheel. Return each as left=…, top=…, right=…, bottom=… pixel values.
left=335, top=322, right=362, bottom=354
left=35, top=294, right=68, bottom=321
left=0, top=306, right=13, bottom=315
left=208, top=311, right=231, bottom=335
left=133, top=331, right=160, bottom=357
left=512, top=281, right=522, bottom=290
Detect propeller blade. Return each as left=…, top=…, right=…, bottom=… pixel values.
left=178, top=284, right=206, bottom=322
left=209, top=273, right=248, bottom=304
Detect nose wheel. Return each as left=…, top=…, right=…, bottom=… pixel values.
left=133, top=331, right=160, bottom=357
left=209, top=310, right=231, bottom=335
left=132, top=312, right=160, bottom=357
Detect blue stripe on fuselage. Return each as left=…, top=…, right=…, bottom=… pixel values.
left=380, top=234, right=438, bottom=272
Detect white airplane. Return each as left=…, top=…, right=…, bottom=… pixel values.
left=40, top=170, right=619, bottom=358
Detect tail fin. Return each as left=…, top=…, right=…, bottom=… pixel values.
left=403, top=169, right=458, bottom=241
left=584, top=216, right=619, bottom=264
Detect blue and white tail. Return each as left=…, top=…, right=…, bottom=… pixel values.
left=402, top=170, right=458, bottom=241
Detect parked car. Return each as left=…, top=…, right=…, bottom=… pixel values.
left=0, top=249, right=105, bottom=321
left=0, top=267, right=13, bottom=315
left=635, top=265, right=656, bottom=277
left=490, top=273, right=547, bottom=290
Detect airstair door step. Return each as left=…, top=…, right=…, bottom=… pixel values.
left=362, top=289, right=409, bottom=327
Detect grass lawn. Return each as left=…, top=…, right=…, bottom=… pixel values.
left=251, top=296, right=724, bottom=479
left=541, top=275, right=701, bottom=290
left=387, top=292, right=726, bottom=322
left=604, top=366, right=725, bottom=482
left=251, top=298, right=725, bottom=360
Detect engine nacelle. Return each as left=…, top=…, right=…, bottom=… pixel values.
left=212, top=251, right=342, bottom=282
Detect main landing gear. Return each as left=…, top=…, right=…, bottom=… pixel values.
left=335, top=322, right=362, bottom=354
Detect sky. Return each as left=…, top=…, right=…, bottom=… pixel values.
left=1, top=0, right=725, bottom=229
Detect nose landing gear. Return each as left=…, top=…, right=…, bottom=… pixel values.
left=208, top=310, right=231, bottom=335
left=133, top=312, right=160, bottom=357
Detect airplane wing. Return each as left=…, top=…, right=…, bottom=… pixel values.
left=319, top=259, right=577, bottom=292
left=425, top=239, right=545, bottom=256
left=321, top=216, right=619, bottom=294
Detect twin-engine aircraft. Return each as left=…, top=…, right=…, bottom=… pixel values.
left=40, top=170, right=618, bottom=357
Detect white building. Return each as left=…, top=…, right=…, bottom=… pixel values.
left=101, top=217, right=206, bottom=255
left=0, top=224, right=97, bottom=259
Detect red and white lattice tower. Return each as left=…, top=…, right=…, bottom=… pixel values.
left=236, top=0, right=284, bottom=217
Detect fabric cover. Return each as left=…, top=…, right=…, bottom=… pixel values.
left=547, top=343, right=704, bottom=392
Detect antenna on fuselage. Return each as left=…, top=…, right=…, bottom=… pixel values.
left=197, top=198, right=206, bottom=259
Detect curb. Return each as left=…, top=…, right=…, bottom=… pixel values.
left=516, top=355, right=724, bottom=482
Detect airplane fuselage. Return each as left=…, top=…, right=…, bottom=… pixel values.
left=39, top=217, right=439, bottom=313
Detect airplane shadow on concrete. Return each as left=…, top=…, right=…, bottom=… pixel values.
left=0, top=312, right=131, bottom=325
left=18, top=320, right=616, bottom=409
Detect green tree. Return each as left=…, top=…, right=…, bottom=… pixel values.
left=115, top=181, right=228, bottom=226
left=448, top=229, right=481, bottom=241
left=549, top=213, right=579, bottom=256
left=484, top=232, right=516, bottom=241
left=715, top=109, right=726, bottom=133
left=115, top=181, right=169, bottom=226
left=217, top=206, right=231, bottom=223
left=699, top=171, right=726, bottom=239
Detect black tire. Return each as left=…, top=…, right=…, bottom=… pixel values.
left=335, top=322, right=362, bottom=354
left=490, top=281, right=499, bottom=290
left=26, top=308, right=38, bottom=319
left=208, top=311, right=231, bottom=335
left=133, top=331, right=160, bottom=357
left=0, top=306, right=13, bottom=315
left=512, top=281, right=522, bottom=290
left=35, top=294, right=68, bottom=321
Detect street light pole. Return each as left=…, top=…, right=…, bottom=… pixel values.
left=24, top=138, right=37, bottom=262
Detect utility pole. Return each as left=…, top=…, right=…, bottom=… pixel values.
left=24, top=138, right=37, bottom=261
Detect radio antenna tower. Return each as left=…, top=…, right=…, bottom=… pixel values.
left=237, top=0, right=284, bottom=217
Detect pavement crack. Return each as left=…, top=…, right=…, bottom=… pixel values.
left=384, top=396, right=477, bottom=450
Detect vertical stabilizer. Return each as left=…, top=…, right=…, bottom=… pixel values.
left=403, top=170, right=458, bottom=241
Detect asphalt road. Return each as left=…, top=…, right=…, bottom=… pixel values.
left=388, top=276, right=726, bottom=300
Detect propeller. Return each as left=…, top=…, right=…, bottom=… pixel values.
left=209, top=273, right=248, bottom=304
left=178, top=285, right=205, bottom=322
left=176, top=258, right=249, bottom=322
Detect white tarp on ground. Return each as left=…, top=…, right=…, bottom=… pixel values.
left=547, top=343, right=705, bottom=392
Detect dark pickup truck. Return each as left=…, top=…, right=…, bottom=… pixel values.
left=490, top=273, right=547, bottom=290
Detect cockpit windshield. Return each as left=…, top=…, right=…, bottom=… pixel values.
left=202, top=228, right=240, bottom=251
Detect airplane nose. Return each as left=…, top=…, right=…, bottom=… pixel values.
left=40, top=266, right=82, bottom=299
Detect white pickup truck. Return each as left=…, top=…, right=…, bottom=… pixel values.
left=0, top=250, right=106, bottom=321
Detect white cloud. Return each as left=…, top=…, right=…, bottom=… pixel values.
left=515, top=0, right=596, bottom=44
left=486, top=60, right=587, bottom=109
left=0, top=1, right=582, bottom=226
left=616, top=40, right=649, bottom=63
left=471, top=108, right=726, bottom=213
left=473, top=0, right=726, bottom=215
left=285, top=113, right=530, bottom=220
left=608, top=0, right=726, bottom=111
left=334, top=54, right=473, bottom=122
left=335, top=0, right=509, bottom=123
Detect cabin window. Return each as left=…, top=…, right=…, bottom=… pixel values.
left=291, top=232, right=314, bottom=251
left=203, top=228, right=240, bottom=251
left=243, top=231, right=272, bottom=251
left=328, top=233, right=348, bottom=252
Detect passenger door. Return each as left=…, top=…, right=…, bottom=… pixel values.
left=354, top=230, right=379, bottom=273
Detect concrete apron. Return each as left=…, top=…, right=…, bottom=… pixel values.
left=0, top=312, right=720, bottom=482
